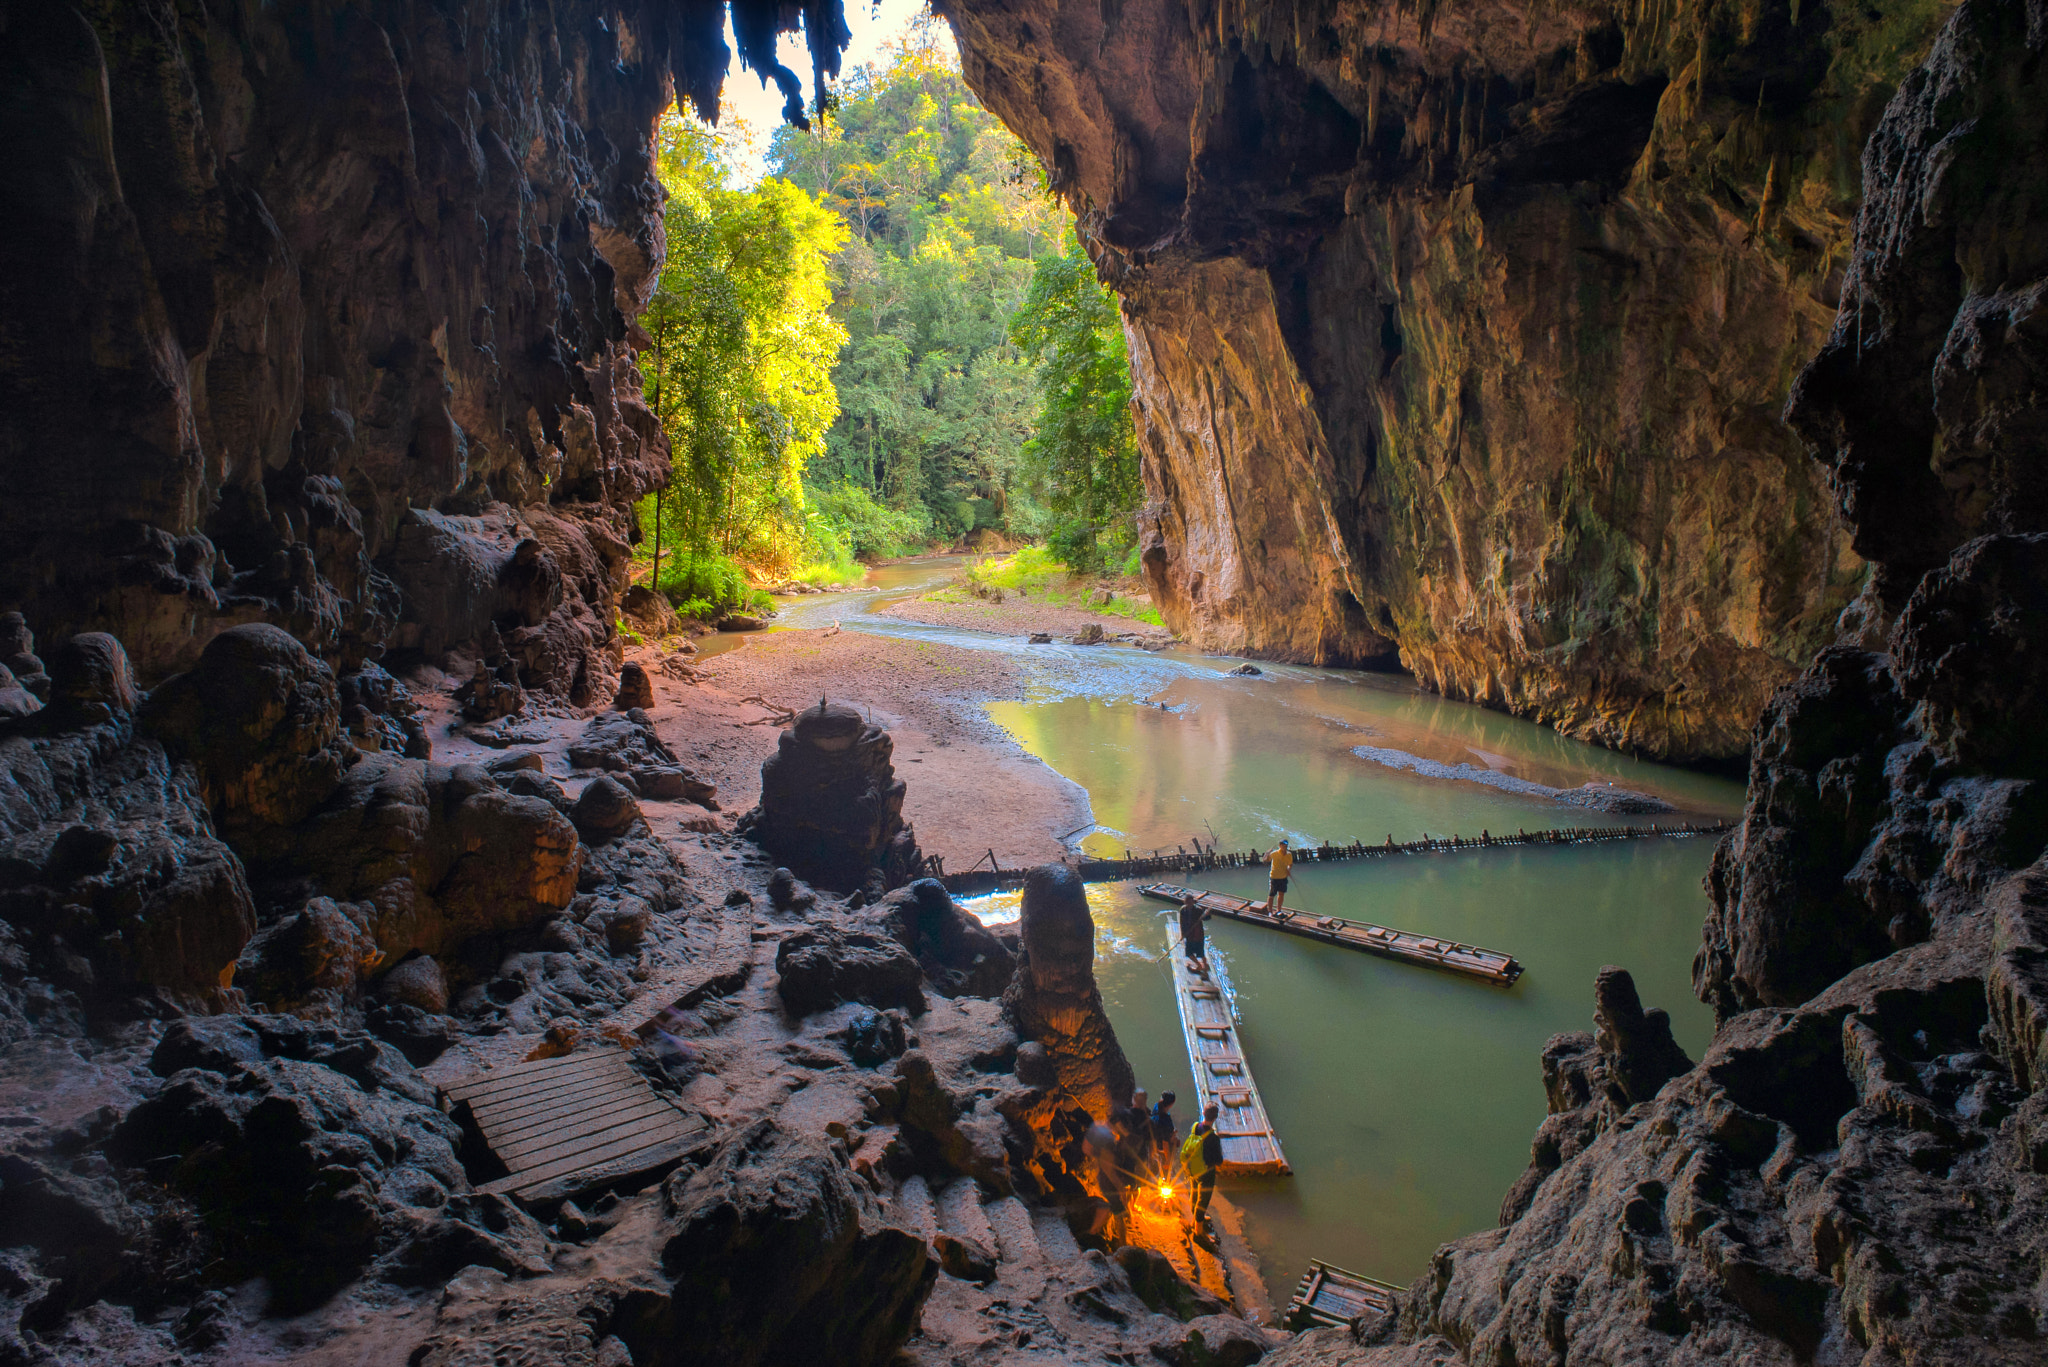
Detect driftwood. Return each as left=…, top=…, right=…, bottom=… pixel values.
left=737, top=696, right=797, bottom=726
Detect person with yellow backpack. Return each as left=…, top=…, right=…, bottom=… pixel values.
left=1179, top=1101, right=1223, bottom=1226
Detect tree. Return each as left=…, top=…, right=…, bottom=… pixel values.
left=1009, top=237, right=1142, bottom=570
left=640, top=110, right=848, bottom=596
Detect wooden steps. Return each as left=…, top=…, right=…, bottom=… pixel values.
left=1287, top=1260, right=1403, bottom=1330
left=1143, top=884, right=1524, bottom=987
left=440, top=1050, right=707, bottom=1208
left=1167, top=927, right=1289, bottom=1175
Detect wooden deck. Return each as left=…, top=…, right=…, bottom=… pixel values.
left=1143, top=884, right=1523, bottom=987
left=1167, top=926, right=1289, bottom=1175
left=441, top=1050, right=707, bottom=1207
left=1287, top=1260, right=1403, bottom=1329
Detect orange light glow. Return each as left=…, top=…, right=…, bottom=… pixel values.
left=1159, top=1185, right=1174, bottom=1199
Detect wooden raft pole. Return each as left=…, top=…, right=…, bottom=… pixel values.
left=1287, top=1260, right=1403, bottom=1330
left=935, top=819, right=1733, bottom=895
left=1142, top=884, right=1524, bottom=987
left=1168, top=927, right=1290, bottom=1175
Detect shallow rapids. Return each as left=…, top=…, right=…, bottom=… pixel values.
left=772, top=562, right=1744, bottom=1310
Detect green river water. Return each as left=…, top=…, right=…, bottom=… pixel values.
left=765, top=562, right=1746, bottom=1307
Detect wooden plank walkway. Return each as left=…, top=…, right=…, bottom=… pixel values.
left=441, top=1049, right=707, bottom=1207
left=1167, top=926, right=1289, bottom=1175
left=1287, top=1260, right=1403, bottom=1329
left=1142, top=884, right=1524, bottom=987
left=935, top=820, right=1732, bottom=895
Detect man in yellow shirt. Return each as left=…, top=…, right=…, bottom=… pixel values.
left=1266, top=840, right=1294, bottom=912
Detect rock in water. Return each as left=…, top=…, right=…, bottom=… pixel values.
left=1002, top=863, right=1135, bottom=1126
left=659, top=1121, right=936, bottom=1366
left=1072, top=624, right=1105, bottom=645
left=613, top=662, right=655, bottom=711
left=745, top=702, right=921, bottom=892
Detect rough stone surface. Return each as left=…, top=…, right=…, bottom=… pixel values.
left=866, top=877, right=1017, bottom=998
left=1004, top=863, right=1137, bottom=1129
left=658, top=1121, right=937, bottom=1367
left=777, top=923, right=928, bottom=1019
left=0, top=0, right=724, bottom=692
left=939, top=0, right=1962, bottom=759
left=744, top=702, right=922, bottom=893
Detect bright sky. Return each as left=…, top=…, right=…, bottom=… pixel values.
left=715, top=0, right=952, bottom=184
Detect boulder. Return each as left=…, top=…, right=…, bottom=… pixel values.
left=776, top=924, right=926, bottom=1017
left=1226, top=663, right=1262, bottom=677
left=613, top=662, right=655, bottom=711
left=1002, top=863, right=1135, bottom=1126
left=744, top=702, right=921, bottom=893
left=235, top=897, right=383, bottom=1013
left=109, top=1015, right=470, bottom=1313
left=44, top=633, right=140, bottom=725
left=1027, top=632, right=1053, bottom=644
left=568, top=710, right=716, bottom=805
left=375, top=954, right=450, bottom=1015
left=621, top=583, right=677, bottom=637
left=0, top=661, right=40, bottom=718
left=768, top=866, right=818, bottom=911
left=141, top=624, right=350, bottom=831
left=572, top=775, right=642, bottom=842
left=841, top=1007, right=909, bottom=1066
left=659, top=1121, right=935, bottom=1367
left=868, top=878, right=1014, bottom=997
left=591, top=896, right=653, bottom=953
left=1072, top=624, right=1105, bottom=645
left=934, top=1230, right=997, bottom=1284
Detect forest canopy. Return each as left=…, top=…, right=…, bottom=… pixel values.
left=636, top=25, right=1143, bottom=611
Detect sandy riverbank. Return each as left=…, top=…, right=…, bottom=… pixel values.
left=876, top=589, right=1173, bottom=647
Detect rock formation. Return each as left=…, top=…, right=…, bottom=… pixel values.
left=1255, top=0, right=2048, bottom=1360
left=743, top=701, right=923, bottom=894
left=1004, top=862, right=1137, bottom=1129
left=937, top=0, right=1968, bottom=759
left=0, top=0, right=844, bottom=702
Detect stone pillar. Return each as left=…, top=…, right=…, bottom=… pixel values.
left=1002, top=862, right=1135, bottom=1124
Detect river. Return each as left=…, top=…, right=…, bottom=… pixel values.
left=759, top=560, right=1745, bottom=1308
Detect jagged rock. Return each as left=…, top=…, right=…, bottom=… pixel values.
left=0, top=615, right=48, bottom=703
left=455, top=660, right=525, bottom=723
left=842, top=1007, right=909, bottom=1066
left=622, top=583, right=677, bottom=638
left=613, top=662, right=655, bottom=711
left=375, top=954, right=450, bottom=1015
left=590, top=896, right=653, bottom=953
left=141, top=624, right=350, bottom=832
left=1114, top=1244, right=1229, bottom=1320
left=934, top=1230, right=998, bottom=1284
left=337, top=663, right=430, bottom=759
left=234, top=896, right=383, bottom=1014
left=1072, top=624, right=1105, bottom=646
left=572, top=775, right=642, bottom=843
left=866, top=877, right=1015, bottom=998
left=1003, top=863, right=1136, bottom=1128
left=777, top=924, right=926, bottom=1018
left=109, top=1015, right=470, bottom=1313
left=768, top=866, right=818, bottom=911
left=568, top=710, right=716, bottom=805
left=744, top=702, right=920, bottom=893
left=0, top=662, right=40, bottom=719
left=1181, top=1314, right=1277, bottom=1366
left=658, top=1121, right=936, bottom=1366
left=0, top=713, right=254, bottom=1013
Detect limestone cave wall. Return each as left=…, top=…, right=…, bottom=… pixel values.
left=939, top=0, right=1958, bottom=760
left=0, top=0, right=813, bottom=702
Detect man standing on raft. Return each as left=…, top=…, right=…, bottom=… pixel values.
left=1266, top=839, right=1294, bottom=913
left=1179, top=894, right=1211, bottom=973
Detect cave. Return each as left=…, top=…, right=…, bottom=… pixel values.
left=1, top=0, right=2046, bottom=1362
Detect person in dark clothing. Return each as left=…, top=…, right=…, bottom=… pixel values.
left=1083, top=1111, right=1124, bottom=1227
left=1150, top=1092, right=1177, bottom=1154
left=1190, top=1102, right=1223, bottom=1224
left=1178, top=895, right=1211, bottom=971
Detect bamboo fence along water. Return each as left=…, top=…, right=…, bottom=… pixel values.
left=933, top=820, right=1734, bottom=895
left=1139, top=883, right=1524, bottom=986
left=1167, top=928, right=1289, bottom=1175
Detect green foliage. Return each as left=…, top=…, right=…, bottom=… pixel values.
left=807, top=482, right=931, bottom=560
left=1010, top=238, right=1142, bottom=571
left=640, top=112, right=847, bottom=583
left=652, top=547, right=774, bottom=618
left=959, top=548, right=1163, bottom=626
left=769, top=26, right=1074, bottom=552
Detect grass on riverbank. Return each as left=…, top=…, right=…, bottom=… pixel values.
left=932, top=546, right=1165, bottom=626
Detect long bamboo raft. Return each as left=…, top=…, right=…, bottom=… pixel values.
left=934, top=819, right=1732, bottom=895
left=1287, top=1260, right=1403, bottom=1330
left=1167, top=927, right=1289, bottom=1174
left=1142, top=884, right=1525, bottom=986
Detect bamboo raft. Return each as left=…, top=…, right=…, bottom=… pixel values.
left=1167, top=927, right=1290, bottom=1175
left=1287, top=1260, right=1403, bottom=1330
left=1143, top=884, right=1524, bottom=986
left=440, top=1050, right=708, bottom=1209
left=934, top=819, right=1732, bottom=895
